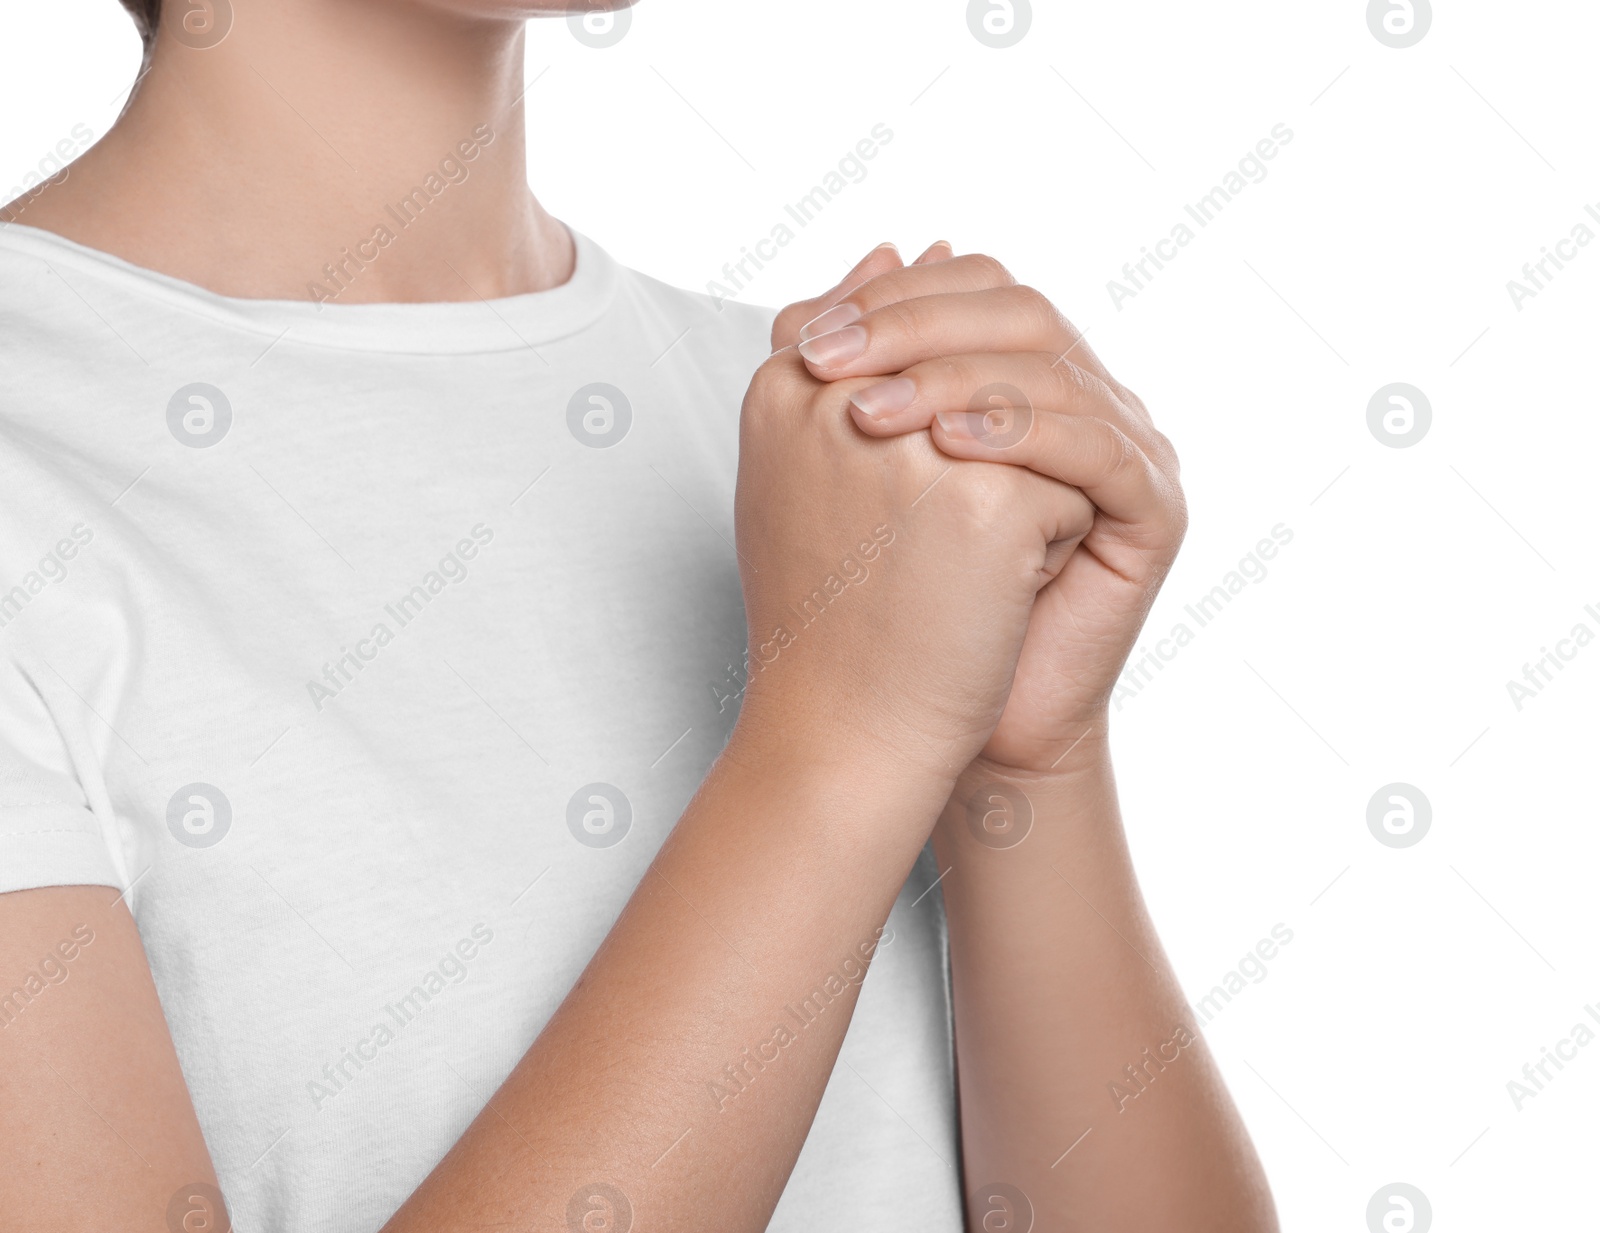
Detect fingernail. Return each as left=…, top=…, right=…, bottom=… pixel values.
left=855, top=241, right=898, bottom=269
left=797, top=325, right=868, bottom=367
left=849, top=377, right=916, bottom=419
left=799, top=301, right=862, bottom=342
left=914, top=240, right=952, bottom=265
left=934, top=410, right=985, bottom=440
left=839, top=242, right=897, bottom=284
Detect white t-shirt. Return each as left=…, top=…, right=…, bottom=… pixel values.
left=0, top=223, right=961, bottom=1232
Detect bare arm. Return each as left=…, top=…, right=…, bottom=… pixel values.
left=387, top=733, right=950, bottom=1230
left=931, top=746, right=1277, bottom=1230
left=0, top=884, right=227, bottom=1232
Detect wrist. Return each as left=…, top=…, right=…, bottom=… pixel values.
left=732, top=669, right=971, bottom=782
left=723, top=700, right=962, bottom=833
left=960, top=714, right=1113, bottom=790
left=938, top=725, right=1118, bottom=853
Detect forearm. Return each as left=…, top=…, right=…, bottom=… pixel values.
left=385, top=725, right=953, bottom=1233
left=930, top=737, right=1277, bottom=1231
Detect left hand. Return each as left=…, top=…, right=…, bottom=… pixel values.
left=773, top=245, right=1187, bottom=773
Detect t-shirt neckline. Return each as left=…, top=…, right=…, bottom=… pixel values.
left=0, top=220, right=619, bottom=355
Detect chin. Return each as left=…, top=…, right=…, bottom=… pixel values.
left=423, top=0, right=641, bottom=15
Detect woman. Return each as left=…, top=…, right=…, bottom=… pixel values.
left=0, top=1, right=1276, bottom=1229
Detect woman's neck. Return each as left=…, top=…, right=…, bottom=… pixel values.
left=4, top=2, right=573, bottom=303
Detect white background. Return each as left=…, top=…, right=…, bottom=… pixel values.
left=5, top=2, right=1597, bottom=1229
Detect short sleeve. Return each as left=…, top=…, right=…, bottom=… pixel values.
left=0, top=645, right=124, bottom=894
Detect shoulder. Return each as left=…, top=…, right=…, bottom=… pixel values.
left=613, top=261, right=777, bottom=370
left=0, top=225, right=77, bottom=337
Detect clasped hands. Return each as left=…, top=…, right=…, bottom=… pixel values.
left=732, top=241, right=1186, bottom=792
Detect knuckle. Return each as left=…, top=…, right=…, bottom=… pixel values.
left=1114, top=380, right=1150, bottom=418
left=962, top=252, right=1017, bottom=286
left=929, top=353, right=989, bottom=400
left=950, top=463, right=1018, bottom=519
left=880, top=298, right=919, bottom=332
left=1008, top=283, right=1062, bottom=334
left=1093, top=421, right=1142, bottom=479
left=1158, top=478, right=1191, bottom=550
left=1150, top=427, right=1181, bottom=472
left=744, top=353, right=804, bottom=413
left=1056, top=357, right=1096, bottom=399
left=1054, top=358, right=1111, bottom=411
left=872, top=298, right=925, bottom=348
left=770, top=300, right=814, bottom=349
left=746, top=354, right=785, bottom=396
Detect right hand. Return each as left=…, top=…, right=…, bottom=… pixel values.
left=731, top=247, right=1097, bottom=786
